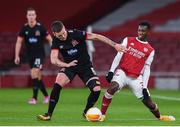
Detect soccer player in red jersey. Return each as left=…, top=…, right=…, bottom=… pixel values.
left=100, top=21, right=175, bottom=121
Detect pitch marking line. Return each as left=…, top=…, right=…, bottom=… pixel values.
left=102, top=90, right=180, bottom=102
left=152, top=95, right=180, bottom=101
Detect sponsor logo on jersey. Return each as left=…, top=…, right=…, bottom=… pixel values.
left=29, top=37, right=38, bottom=43
left=72, top=40, right=79, bottom=47
left=128, top=46, right=145, bottom=59
left=67, top=49, right=78, bottom=56
left=35, top=30, right=40, bottom=36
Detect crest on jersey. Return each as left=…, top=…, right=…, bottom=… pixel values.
left=72, top=40, right=79, bottom=47
left=35, top=30, right=40, bottom=36
left=130, top=42, right=134, bottom=46
left=144, top=47, right=148, bottom=52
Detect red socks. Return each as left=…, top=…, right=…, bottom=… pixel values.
left=101, top=92, right=113, bottom=115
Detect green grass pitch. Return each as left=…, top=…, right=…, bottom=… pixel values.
left=0, top=88, right=180, bottom=126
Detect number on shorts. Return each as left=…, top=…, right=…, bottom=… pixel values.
left=34, top=58, right=41, bottom=65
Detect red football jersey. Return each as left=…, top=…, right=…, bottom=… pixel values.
left=119, top=37, right=154, bottom=78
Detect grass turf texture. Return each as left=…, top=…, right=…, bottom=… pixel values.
left=0, top=88, right=180, bottom=126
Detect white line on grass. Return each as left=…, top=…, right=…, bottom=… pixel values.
left=152, top=95, right=180, bottom=101
left=109, top=118, right=156, bottom=121
left=102, top=90, right=180, bottom=102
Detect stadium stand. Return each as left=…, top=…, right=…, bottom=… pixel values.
left=0, top=0, right=128, bottom=69
left=92, top=0, right=180, bottom=73
left=0, top=0, right=129, bottom=87
left=92, top=0, right=176, bottom=31
left=0, top=0, right=128, bottom=32
left=0, top=0, right=180, bottom=88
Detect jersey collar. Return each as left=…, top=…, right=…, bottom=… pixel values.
left=136, top=37, right=148, bottom=44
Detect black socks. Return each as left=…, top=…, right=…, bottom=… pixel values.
left=47, top=83, right=62, bottom=116
left=83, top=90, right=100, bottom=114
left=32, top=78, right=39, bottom=100
left=32, top=78, right=48, bottom=99
left=39, top=80, right=48, bottom=96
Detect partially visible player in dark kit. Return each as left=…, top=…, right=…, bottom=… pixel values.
left=37, top=20, right=127, bottom=120
left=14, top=7, right=52, bottom=104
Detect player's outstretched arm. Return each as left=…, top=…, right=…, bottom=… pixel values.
left=86, top=33, right=127, bottom=52
left=51, top=49, right=77, bottom=67
left=106, top=52, right=123, bottom=83
left=142, top=51, right=155, bottom=89
left=14, top=36, right=24, bottom=65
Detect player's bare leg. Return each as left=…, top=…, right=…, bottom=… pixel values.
left=37, top=73, right=70, bottom=121
left=142, top=89, right=175, bottom=121
left=100, top=81, right=119, bottom=121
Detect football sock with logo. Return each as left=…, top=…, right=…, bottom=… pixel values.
left=39, top=80, right=48, bottom=96
left=47, top=83, right=62, bottom=116
left=101, top=91, right=113, bottom=115
left=83, top=91, right=100, bottom=114
left=32, top=78, right=39, bottom=100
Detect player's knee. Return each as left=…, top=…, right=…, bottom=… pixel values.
left=87, top=79, right=101, bottom=92
left=107, top=82, right=119, bottom=95
left=31, top=68, right=40, bottom=79
left=55, top=73, right=70, bottom=87
left=93, top=86, right=101, bottom=92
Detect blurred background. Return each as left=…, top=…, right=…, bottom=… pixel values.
left=0, top=0, right=180, bottom=90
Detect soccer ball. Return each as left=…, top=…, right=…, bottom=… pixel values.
left=86, top=107, right=102, bottom=122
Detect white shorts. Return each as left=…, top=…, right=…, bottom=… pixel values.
left=112, top=69, right=150, bottom=99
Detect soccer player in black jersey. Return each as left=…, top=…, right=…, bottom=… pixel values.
left=37, top=21, right=127, bottom=120
left=14, top=7, right=52, bottom=104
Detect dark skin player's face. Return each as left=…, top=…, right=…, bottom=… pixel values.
left=137, top=25, right=149, bottom=41
left=53, top=26, right=68, bottom=41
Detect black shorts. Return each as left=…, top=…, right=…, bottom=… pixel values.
left=59, top=65, right=98, bottom=84
left=28, top=57, right=44, bottom=69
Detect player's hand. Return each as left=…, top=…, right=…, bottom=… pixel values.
left=14, top=56, right=20, bottom=65
left=142, top=88, right=149, bottom=99
left=114, top=44, right=128, bottom=53
left=106, top=71, right=114, bottom=83
left=67, top=60, right=78, bottom=67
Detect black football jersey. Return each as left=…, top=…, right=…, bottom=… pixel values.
left=18, top=22, right=48, bottom=57
left=51, top=29, right=92, bottom=66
